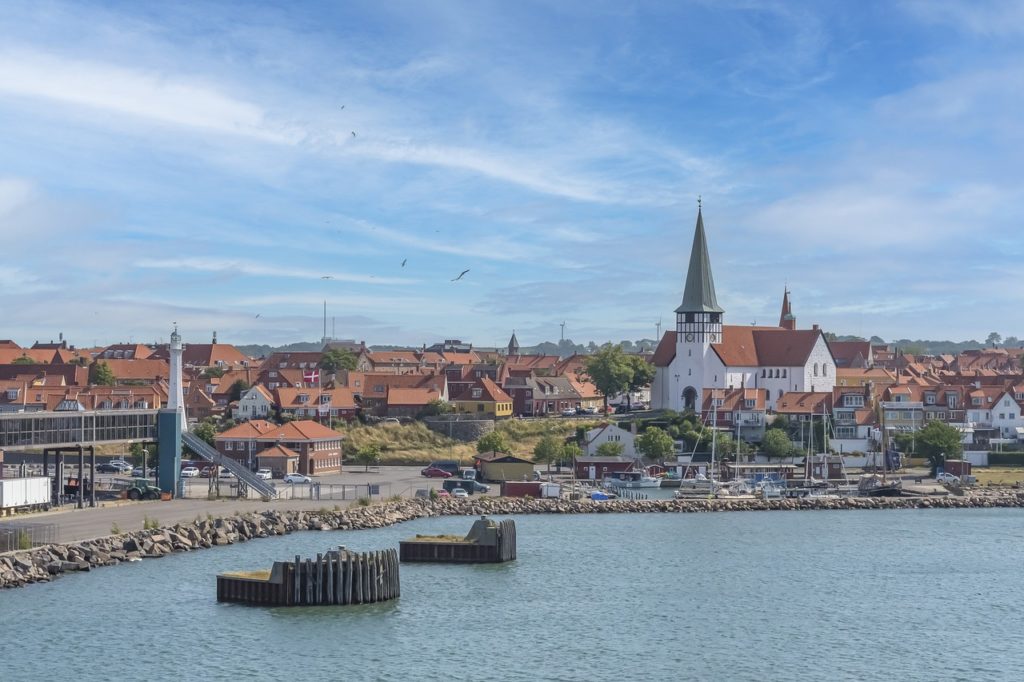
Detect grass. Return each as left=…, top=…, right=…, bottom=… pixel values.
left=408, top=534, right=471, bottom=543
left=355, top=496, right=372, bottom=506
left=110, top=522, right=122, bottom=535
left=336, top=418, right=601, bottom=465
left=221, top=569, right=272, bottom=581
left=143, top=515, right=160, bottom=530
left=17, top=530, right=32, bottom=550
left=972, top=467, right=1024, bottom=485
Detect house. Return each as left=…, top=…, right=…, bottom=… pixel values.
left=990, top=389, right=1024, bottom=440
left=234, top=385, right=275, bottom=420
left=355, top=373, right=447, bottom=416
left=386, top=387, right=442, bottom=418
left=474, top=452, right=534, bottom=482
left=527, top=376, right=580, bottom=416
left=451, top=377, right=513, bottom=418
left=255, top=444, right=301, bottom=478
left=830, top=386, right=878, bottom=453
left=651, top=208, right=836, bottom=413
left=215, top=419, right=344, bottom=476
left=99, top=359, right=169, bottom=385
left=274, top=387, right=358, bottom=421
left=701, top=388, right=767, bottom=442
left=583, top=423, right=636, bottom=458
left=574, top=455, right=635, bottom=481
left=97, top=343, right=153, bottom=360
left=184, top=387, right=218, bottom=421
left=829, top=341, right=873, bottom=369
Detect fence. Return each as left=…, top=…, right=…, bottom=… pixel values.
left=0, top=521, right=58, bottom=552
left=180, top=478, right=392, bottom=501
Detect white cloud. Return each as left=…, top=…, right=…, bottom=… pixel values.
left=136, top=257, right=415, bottom=285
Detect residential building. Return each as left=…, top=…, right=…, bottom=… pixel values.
left=215, top=419, right=344, bottom=476
left=234, top=385, right=275, bottom=420
left=451, top=377, right=513, bottom=418
left=701, top=388, right=767, bottom=443
left=583, top=423, right=636, bottom=458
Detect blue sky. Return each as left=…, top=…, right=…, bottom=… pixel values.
left=1, top=0, right=1022, bottom=348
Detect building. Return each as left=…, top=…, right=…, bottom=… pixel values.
left=583, top=423, right=636, bottom=458
left=215, top=419, right=344, bottom=476
left=651, top=208, right=837, bottom=412
left=474, top=452, right=534, bottom=482
left=274, top=387, right=358, bottom=421
left=701, top=388, right=767, bottom=443
left=574, top=455, right=635, bottom=481
left=234, top=385, right=275, bottom=420
left=451, top=377, right=513, bottom=418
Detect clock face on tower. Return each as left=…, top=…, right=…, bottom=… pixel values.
left=684, top=333, right=695, bottom=342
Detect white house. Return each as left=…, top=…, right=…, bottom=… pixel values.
left=651, top=208, right=836, bottom=413
left=991, top=389, right=1024, bottom=440
left=583, top=423, right=636, bottom=458
left=233, top=385, right=274, bottom=420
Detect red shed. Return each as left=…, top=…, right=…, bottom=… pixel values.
left=574, top=456, right=635, bottom=481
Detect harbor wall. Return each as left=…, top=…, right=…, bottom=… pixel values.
left=3, top=491, right=1024, bottom=589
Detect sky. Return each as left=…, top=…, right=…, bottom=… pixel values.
left=1, top=0, right=1022, bottom=349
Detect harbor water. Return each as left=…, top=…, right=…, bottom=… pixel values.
left=2, top=509, right=1024, bottom=681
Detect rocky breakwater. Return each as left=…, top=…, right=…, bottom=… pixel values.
left=4, top=490, right=1024, bottom=589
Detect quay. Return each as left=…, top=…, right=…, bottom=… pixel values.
left=400, top=516, right=516, bottom=563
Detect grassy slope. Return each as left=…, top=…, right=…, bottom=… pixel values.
left=337, top=419, right=601, bottom=466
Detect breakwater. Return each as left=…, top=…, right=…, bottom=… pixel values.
left=3, top=490, right=1024, bottom=589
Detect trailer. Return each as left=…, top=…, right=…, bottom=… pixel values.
left=0, top=477, right=51, bottom=514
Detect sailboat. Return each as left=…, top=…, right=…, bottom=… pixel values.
left=858, top=404, right=902, bottom=497
left=675, top=402, right=721, bottom=498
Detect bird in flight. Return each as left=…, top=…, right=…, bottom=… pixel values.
left=321, top=275, right=333, bottom=280
left=401, top=259, right=407, bottom=267
left=340, top=105, right=345, bottom=110
left=351, top=131, right=356, bottom=137
left=451, top=269, right=470, bottom=282
left=255, top=314, right=261, bottom=319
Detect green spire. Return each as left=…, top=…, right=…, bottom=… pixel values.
left=675, top=207, right=723, bottom=314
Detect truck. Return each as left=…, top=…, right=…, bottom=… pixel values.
left=0, top=477, right=51, bottom=512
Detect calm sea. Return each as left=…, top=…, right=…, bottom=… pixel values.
left=2, top=509, right=1023, bottom=681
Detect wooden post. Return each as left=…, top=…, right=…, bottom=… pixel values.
left=354, top=553, right=363, bottom=604
left=305, top=558, right=313, bottom=605
left=327, top=552, right=335, bottom=604
left=345, top=552, right=353, bottom=605
left=294, top=555, right=301, bottom=605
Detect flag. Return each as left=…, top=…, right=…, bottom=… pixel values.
left=303, top=369, right=320, bottom=384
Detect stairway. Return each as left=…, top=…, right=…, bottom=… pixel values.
left=181, top=431, right=278, bottom=499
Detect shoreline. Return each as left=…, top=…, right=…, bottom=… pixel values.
left=3, top=491, right=1024, bottom=589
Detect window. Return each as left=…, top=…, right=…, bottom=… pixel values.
left=925, top=394, right=935, bottom=405
left=225, top=441, right=233, bottom=451
left=1005, top=399, right=1011, bottom=407
left=762, top=369, right=766, bottom=378
left=744, top=399, right=755, bottom=408
left=4, top=389, right=16, bottom=400
left=813, top=363, right=819, bottom=376
left=782, top=369, right=787, bottom=378
left=688, top=369, right=692, bottom=376
left=477, top=404, right=484, bottom=412
left=298, top=394, right=309, bottom=404
left=269, top=371, right=277, bottom=378
left=472, top=388, right=482, bottom=399
left=823, top=364, right=828, bottom=376
left=845, top=394, right=864, bottom=407
left=1000, top=413, right=1006, bottom=420
left=972, top=398, right=981, bottom=406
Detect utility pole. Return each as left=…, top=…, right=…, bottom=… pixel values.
left=656, top=319, right=662, bottom=339
left=560, top=321, right=566, bottom=343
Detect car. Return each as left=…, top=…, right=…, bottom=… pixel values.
left=936, top=472, right=960, bottom=485
left=451, top=488, right=469, bottom=498
left=131, top=467, right=156, bottom=477
left=256, top=468, right=273, bottom=480
left=180, top=466, right=200, bottom=478
left=96, top=462, right=121, bottom=474
left=421, top=466, right=453, bottom=478
left=466, top=479, right=490, bottom=493
left=219, top=469, right=235, bottom=478
left=561, top=409, right=577, bottom=417
left=200, top=466, right=217, bottom=478
left=435, top=489, right=451, bottom=497
left=283, top=473, right=312, bottom=484
left=424, top=460, right=460, bottom=476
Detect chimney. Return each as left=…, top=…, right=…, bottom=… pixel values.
left=212, top=331, right=217, bottom=344
left=812, top=324, right=819, bottom=331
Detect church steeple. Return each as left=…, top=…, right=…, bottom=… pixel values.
left=507, top=331, right=519, bottom=356
left=675, top=205, right=723, bottom=315
left=675, top=205, right=723, bottom=345
left=779, top=289, right=796, bottom=330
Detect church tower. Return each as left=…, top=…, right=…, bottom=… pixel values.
left=779, top=289, right=796, bottom=330
left=673, top=205, right=723, bottom=411
left=507, top=331, right=519, bottom=357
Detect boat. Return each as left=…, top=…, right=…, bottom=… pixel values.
left=857, top=474, right=902, bottom=497
left=603, top=465, right=661, bottom=489
left=675, top=402, right=721, bottom=499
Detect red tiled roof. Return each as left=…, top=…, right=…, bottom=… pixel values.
left=453, top=376, right=512, bottom=403
left=387, top=387, right=441, bottom=406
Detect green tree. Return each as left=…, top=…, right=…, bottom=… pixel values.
left=761, top=429, right=792, bottom=459
left=476, top=430, right=511, bottom=454
left=418, top=398, right=453, bottom=418
left=624, top=354, right=655, bottom=410
left=227, top=379, right=250, bottom=402
left=319, top=347, right=358, bottom=373
left=193, top=419, right=217, bottom=446
left=636, top=426, right=674, bottom=463
left=767, top=415, right=790, bottom=432
left=11, top=356, right=38, bottom=365
left=202, top=366, right=226, bottom=379
left=353, top=444, right=381, bottom=472
left=560, top=442, right=582, bottom=469
left=582, top=345, right=633, bottom=413
left=532, top=434, right=562, bottom=473
left=986, top=332, right=1002, bottom=348
left=915, top=420, right=963, bottom=475
left=128, top=442, right=155, bottom=467
left=595, top=441, right=625, bottom=458
left=89, top=361, right=116, bottom=386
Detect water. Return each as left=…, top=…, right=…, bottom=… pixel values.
left=3, top=509, right=1024, bottom=681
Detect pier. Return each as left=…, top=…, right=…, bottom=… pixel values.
left=217, top=546, right=400, bottom=606
left=400, top=516, right=516, bottom=563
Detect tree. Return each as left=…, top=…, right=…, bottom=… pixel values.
left=202, top=366, right=226, bottom=379
left=636, top=426, right=674, bottom=463
left=761, top=429, right=792, bottom=459
left=915, top=420, right=963, bottom=475
left=193, top=419, right=217, bottom=446
left=532, top=435, right=562, bottom=473
left=624, top=354, right=655, bottom=410
left=418, top=398, right=453, bottom=418
left=582, top=345, right=633, bottom=413
left=128, top=442, right=155, bottom=467
left=476, top=430, right=511, bottom=454
left=766, top=415, right=790, bottom=432
left=11, top=356, right=38, bottom=365
left=352, top=444, right=381, bottom=472
left=1004, top=336, right=1021, bottom=349
left=560, top=442, right=582, bottom=468
left=89, top=361, right=116, bottom=386
left=595, top=441, right=625, bottom=458
left=319, top=347, right=358, bottom=373
left=986, top=332, right=1002, bottom=348
left=228, top=379, right=250, bottom=402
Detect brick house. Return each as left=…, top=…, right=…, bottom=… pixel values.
left=215, top=419, right=344, bottom=476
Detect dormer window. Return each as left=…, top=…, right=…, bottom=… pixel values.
left=972, top=397, right=981, bottom=406
left=844, top=395, right=864, bottom=407
left=744, top=399, right=755, bottom=408
left=298, top=394, right=309, bottom=404
left=925, top=394, right=935, bottom=405
left=5, top=389, right=17, bottom=400
left=714, top=398, right=724, bottom=407
left=472, top=388, right=482, bottom=399
left=320, top=394, right=330, bottom=404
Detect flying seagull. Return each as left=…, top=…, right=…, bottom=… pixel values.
left=351, top=131, right=356, bottom=137
left=401, top=258, right=407, bottom=267
left=340, top=105, right=345, bottom=110
left=451, top=269, right=470, bottom=282
left=321, top=275, right=333, bottom=280
left=255, top=314, right=261, bottom=319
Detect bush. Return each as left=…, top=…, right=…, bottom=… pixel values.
left=356, top=496, right=372, bottom=507
left=17, top=530, right=32, bottom=550
left=110, top=523, right=122, bottom=535
left=143, top=515, right=160, bottom=530
left=987, top=452, right=1024, bottom=467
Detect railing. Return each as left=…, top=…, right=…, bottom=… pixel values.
left=181, top=431, right=278, bottom=499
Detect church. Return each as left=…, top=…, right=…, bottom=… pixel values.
left=651, top=207, right=836, bottom=413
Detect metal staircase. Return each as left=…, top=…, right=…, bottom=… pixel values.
left=181, top=431, right=278, bottom=499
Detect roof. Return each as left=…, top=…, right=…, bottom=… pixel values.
left=675, top=208, right=723, bottom=314
left=452, top=376, right=512, bottom=403
left=217, top=419, right=341, bottom=441
left=257, top=444, right=300, bottom=460
left=474, top=451, right=533, bottom=464
left=703, top=387, right=767, bottom=412
left=775, top=391, right=832, bottom=414
left=100, top=359, right=169, bottom=382
left=386, top=387, right=441, bottom=406
left=0, top=348, right=58, bottom=364
left=98, top=344, right=153, bottom=360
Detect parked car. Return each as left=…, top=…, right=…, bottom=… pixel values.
left=219, top=469, right=235, bottom=478
left=424, top=460, right=460, bottom=476
left=180, top=466, right=200, bottom=478
left=200, top=466, right=217, bottom=478
left=466, top=480, right=490, bottom=493
left=131, top=467, right=156, bottom=477
left=936, top=472, right=960, bottom=485
left=451, top=488, right=469, bottom=498
left=561, top=408, right=577, bottom=417
left=421, top=466, right=453, bottom=478
left=96, top=462, right=121, bottom=474
left=256, top=468, right=273, bottom=480
left=283, top=473, right=312, bottom=484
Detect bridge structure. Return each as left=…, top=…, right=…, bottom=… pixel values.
left=0, top=327, right=277, bottom=501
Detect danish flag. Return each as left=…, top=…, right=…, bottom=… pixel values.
left=303, top=369, right=320, bottom=384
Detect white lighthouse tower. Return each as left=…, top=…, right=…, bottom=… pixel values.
left=168, top=325, right=187, bottom=430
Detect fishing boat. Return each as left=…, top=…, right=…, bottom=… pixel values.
left=603, top=463, right=661, bottom=489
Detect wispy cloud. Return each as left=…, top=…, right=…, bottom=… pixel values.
left=136, top=257, right=415, bottom=285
